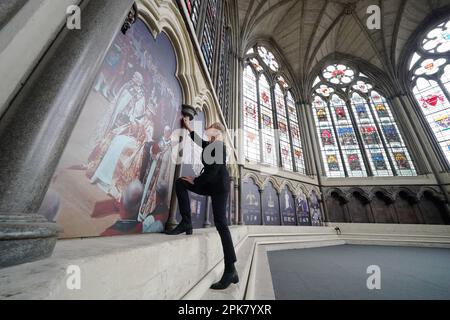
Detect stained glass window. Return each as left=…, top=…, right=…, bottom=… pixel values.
left=185, top=0, right=202, bottom=30
left=258, top=47, right=279, bottom=72
left=312, top=63, right=416, bottom=177
left=350, top=92, right=393, bottom=176
left=275, top=84, right=293, bottom=171
left=200, top=0, right=220, bottom=73
left=323, top=64, right=355, bottom=85
left=243, top=66, right=260, bottom=162
left=334, top=94, right=368, bottom=177
left=260, top=75, right=277, bottom=166
left=312, top=95, right=345, bottom=177
left=287, top=92, right=306, bottom=174
left=242, top=46, right=306, bottom=173
left=216, top=4, right=231, bottom=126
left=410, top=17, right=450, bottom=165
left=370, top=91, right=417, bottom=176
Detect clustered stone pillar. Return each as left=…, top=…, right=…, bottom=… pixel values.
left=0, top=0, right=135, bottom=268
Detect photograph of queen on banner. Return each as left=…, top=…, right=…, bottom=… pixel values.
left=46, top=20, right=183, bottom=239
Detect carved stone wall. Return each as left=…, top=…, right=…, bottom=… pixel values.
left=323, top=186, right=450, bottom=225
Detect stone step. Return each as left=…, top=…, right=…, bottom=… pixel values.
left=196, top=234, right=343, bottom=300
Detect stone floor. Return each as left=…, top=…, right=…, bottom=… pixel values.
left=268, top=245, right=450, bottom=300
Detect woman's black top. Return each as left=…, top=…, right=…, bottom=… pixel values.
left=190, top=131, right=231, bottom=194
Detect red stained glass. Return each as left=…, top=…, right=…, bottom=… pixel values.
left=261, top=91, right=270, bottom=104
left=420, top=94, right=445, bottom=108
left=332, top=69, right=345, bottom=79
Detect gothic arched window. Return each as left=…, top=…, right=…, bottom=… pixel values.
left=217, top=2, right=232, bottom=125
left=184, top=0, right=233, bottom=127
left=409, top=17, right=450, bottom=164
left=243, top=65, right=260, bottom=162
left=312, top=63, right=416, bottom=177
left=185, top=0, right=202, bottom=30
left=243, top=46, right=306, bottom=174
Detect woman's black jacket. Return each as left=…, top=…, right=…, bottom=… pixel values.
left=189, top=131, right=231, bottom=195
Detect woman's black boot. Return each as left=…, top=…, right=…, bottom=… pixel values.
left=210, top=264, right=239, bottom=290
left=165, top=221, right=193, bottom=235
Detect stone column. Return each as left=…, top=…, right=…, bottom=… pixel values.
left=389, top=95, right=434, bottom=174
left=276, top=191, right=282, bottom=226
left=238, top=166, right=245, bottom=225
left=259, top=188, right=264, bottom=225
left=204, top=197, right=212, bottom=228
left=302, top=101, right=323, bottom=178
left=394, top=94, right=450, bottom=207
left=298, top=102, right=317, bottom=177
left=320, top=193, right=330, bottom=224
left=0, top=0, right=135, bottom=268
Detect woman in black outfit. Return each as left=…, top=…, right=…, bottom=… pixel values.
left=166, top=118, right=238, bottom=290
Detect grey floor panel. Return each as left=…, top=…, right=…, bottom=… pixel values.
left=268, top=245, right=450, bottom=300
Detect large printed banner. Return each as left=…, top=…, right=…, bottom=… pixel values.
left=176, top=112, right=208, bottom=229
left=262, top=182, right=280, bottom=225
left=280, top=187, right=296, bottom=226
left=47, top=20, right=182, bottom=238
left=242, top=178, right=261, bottom=225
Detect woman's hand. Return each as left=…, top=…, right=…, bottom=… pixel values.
left=181, top=117, right=193, bottom=133
left=181, top=176, right=195, bottom=185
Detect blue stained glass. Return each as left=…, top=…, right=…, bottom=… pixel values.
left=338, top=127, right=357, bottom=146
left=372, top=153, right=387, bottom=170
left=382, top=125, right=400, bottom=143
left=356, top=104, right=369, bottom=119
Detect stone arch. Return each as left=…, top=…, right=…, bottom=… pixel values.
left=417, top=187, right=445, bottom=202
left=138, top=0, right=205, bottom=109
left=417, top=187, right=449, bottom=225
left=393, top=187, right=419, bottom=202
left=347, top=187, right=371, bottom=203
left=325, top=188, right=349, bottom=223
left=369, top=187, right=395, bottom=203
left=369, top=188, right=397, bottom=224
left=295, top=183, right=310, bottom=200
left=346, top=188, right=372, bottom=223
left=201, top=89, right=222, bottom=125
left=394, top=187, right=422, bottom=224
left=324, top=188, right=348, bottom=202
left=279, top=180, right=297, bottom=196
left=242, top=171, right=264, bottom=190
left=398, top=5, right=450, bottom=91
left=241, top=174, right=262, bottom=225
left=261, top=179, right=281, bottom=225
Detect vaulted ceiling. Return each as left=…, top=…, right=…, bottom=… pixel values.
left=238, top=0, right=450, bottom=87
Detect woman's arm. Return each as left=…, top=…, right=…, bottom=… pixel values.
left=182, top=117, right=209, bottom=148
left=190, top=131, right=209, bottom=149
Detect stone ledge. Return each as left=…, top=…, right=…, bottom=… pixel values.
left=1, top=224, right=450, bottom=300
